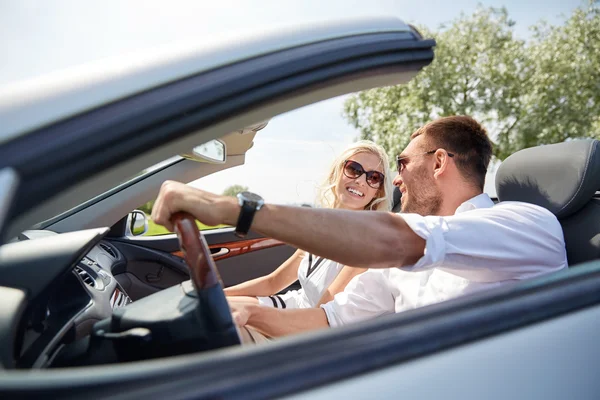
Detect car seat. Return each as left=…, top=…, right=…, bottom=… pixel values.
left=496, top=139, right=600, bottom=266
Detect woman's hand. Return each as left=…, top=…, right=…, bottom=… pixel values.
left=229, top=302, right=254, bottom=327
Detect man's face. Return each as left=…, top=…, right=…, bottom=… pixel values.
left=393, top=135, right=443, bottom=216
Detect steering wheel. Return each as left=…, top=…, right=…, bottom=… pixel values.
left=87, top=212, right=240, bottom=364
left=172, top=212, right=241, bottom=346
left=172, top=212, right=222, bottom=291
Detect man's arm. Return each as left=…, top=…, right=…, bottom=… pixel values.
left=151, top=181, right=425, bottom=269
left=231, top=302, right=329, bottom=337
left=398, top=202, right=568, bottom=276
left=250, top=205, right=424, bottom=269
left=231, top=268, right=395, bottom=337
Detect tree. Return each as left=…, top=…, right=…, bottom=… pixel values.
left=138, top=200, right=155, bottom=215
left=513, top=1, right=600, bottom=158
left=222, top=185, right=249, bottom=197
left=343, top=2, right=600, bottom=161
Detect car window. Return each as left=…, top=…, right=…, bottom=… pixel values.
left=137, top=95, right=358, bottom=236
left=138, top=94, right=503, bottom=236
left=136, top=196, right=227, bottom=236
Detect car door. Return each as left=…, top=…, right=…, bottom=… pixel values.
left=103, top=225, right=296, bottom=300
left=0, top=17, right=453, bottom=398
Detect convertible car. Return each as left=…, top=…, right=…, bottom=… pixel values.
left=0, top=17, right=599, bottom=399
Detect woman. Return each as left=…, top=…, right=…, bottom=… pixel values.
left=225, top=140, right=393, bottom=309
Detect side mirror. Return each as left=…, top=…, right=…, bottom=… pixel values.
left=182, top=139, right=226, bottom=164
left=127, top=210, right=149, bottom=236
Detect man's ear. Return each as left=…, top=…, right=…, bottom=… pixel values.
left=432, top=150, right=449, bottom=179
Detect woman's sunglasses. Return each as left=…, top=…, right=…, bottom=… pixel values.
left=343, top=160, right=385, bottom=189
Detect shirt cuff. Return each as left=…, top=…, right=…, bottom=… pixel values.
left=400, top=213, right=448, bottom=271
left=320, top=301, right=341, bottom=327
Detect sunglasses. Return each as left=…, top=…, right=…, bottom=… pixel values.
left=396, top=149, right=454, bottom=173
left=343, top=160, right=385, bottom=189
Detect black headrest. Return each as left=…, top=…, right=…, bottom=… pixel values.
left=496, top=139, right=600, bottom=219
left=391, top=186, right=402, bottom=213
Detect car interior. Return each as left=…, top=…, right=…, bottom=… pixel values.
left=495, top=138, right=600, bottom=266
left=3, top=135, right=598, bottom=373
left=1, top=19, right=599, bottom=398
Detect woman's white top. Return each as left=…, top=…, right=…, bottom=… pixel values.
left=257, top=253, right=343, bottom=309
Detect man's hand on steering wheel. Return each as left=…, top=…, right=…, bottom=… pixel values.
left=171, top=210, right=242, bottom=345
left=152, top=181, right=237, bottom=232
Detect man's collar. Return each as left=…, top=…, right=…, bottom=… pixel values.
left=454, top=193, right=494, bottom=215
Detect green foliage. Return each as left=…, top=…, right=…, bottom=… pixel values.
left=344, top=2, right=600, bottom=160
left=136, top=186, right=241, bottom=236
left=138, top=200, right=155, bottom=215
left=145, top=219, right=227, bottom=236
left=222, top=184, right=249, bottom=197
left=514, top=1, right=600, bottom=158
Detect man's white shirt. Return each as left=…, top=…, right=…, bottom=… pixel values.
left=321, top=194, right=568, bottom=327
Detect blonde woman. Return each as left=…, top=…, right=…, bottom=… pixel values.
left=225, top=140, right=393, bottom=309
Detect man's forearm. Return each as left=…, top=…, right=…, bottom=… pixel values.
left=245, top=304, right=329, bottom=337
left=151, top=182, right=424, bottom=269
left=220, top=201, right=424, bottom=269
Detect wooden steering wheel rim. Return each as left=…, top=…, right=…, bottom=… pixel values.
left=172, top=212, right=221, bottom=290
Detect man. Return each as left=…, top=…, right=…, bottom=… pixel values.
left=152, top=116, right=567, bottom=342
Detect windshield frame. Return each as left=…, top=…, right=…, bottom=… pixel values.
left=34, top=156, right=183, bottom=230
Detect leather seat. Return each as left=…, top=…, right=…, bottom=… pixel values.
left=496, top=139, right=600, bottom=266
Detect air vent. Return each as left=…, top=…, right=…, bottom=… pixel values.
left=110, top=288, right=131, bottom=309
left=74, top=266, right=96, bottom=288
left=99, top=242, right=117, bottom=258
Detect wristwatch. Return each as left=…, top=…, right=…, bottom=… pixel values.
left=235, top=192, right=265, bottom=238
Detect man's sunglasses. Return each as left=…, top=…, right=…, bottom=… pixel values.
left=342, top=160, right=385, bottom=189
left=396, top=149, right=454, bottom=173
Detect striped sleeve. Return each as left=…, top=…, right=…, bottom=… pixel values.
left=256, top=294, right=288, bottom=308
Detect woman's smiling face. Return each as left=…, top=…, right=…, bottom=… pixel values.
left=335, top=151, right=384, bottom=211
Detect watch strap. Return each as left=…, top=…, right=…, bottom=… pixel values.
left=235, top=201, right=257, bottom=237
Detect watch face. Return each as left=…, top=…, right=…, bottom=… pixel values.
left=239, top=191, right=264, bottom=204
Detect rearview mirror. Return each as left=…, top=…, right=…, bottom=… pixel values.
left=183, top=139, right=226, bottom=164
left=127, top=210, right=149, bottom=236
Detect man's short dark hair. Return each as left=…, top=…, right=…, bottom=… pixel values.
left=411, top=116, right=493, bottom=190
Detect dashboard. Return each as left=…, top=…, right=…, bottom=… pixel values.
left=0, top=228, right=132, bottom=369
left=1, top=226, right=238, bottom=370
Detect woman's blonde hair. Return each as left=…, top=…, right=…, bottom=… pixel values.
left=316, top=140, right=393, bottom=211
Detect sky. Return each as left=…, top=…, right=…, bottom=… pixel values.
left=0, top=0, right=582, bottom=205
